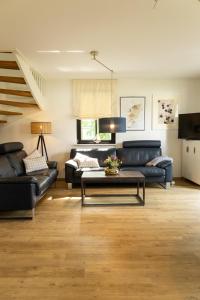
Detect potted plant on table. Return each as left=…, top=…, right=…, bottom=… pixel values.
left=104, top=155, right=122, bottom=175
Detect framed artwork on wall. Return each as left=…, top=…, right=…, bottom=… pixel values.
left=152, top=98, right=178, bottom=130
left=120, top=96, right=146, bottom=131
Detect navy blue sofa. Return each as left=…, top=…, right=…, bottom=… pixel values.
left=65, top=140, right=173, bottom=188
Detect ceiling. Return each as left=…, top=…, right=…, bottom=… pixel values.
left=1, top=0, right=200, bottom=79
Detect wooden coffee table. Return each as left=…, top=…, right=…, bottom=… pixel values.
left=81, top=170, right=145, bottom=206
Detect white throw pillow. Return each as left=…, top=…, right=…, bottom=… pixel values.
left=78, top=157, right=99, bottom=168
left=73, top=153, right=89, bottom=162
left=27, top=149, right=42, bottom=159
left=146, top=156, right=173, bottom=167
left=74, top=153, right=100, bottom=168
left=23, top=156, right=48, bottom=173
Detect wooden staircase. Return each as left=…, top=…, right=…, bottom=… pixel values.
left=0, top=50, right=45, bottom=125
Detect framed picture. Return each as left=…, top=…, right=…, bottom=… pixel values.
left=120, top=96, right=145, bottom=131
left=152, top=98, right=178, bottom=130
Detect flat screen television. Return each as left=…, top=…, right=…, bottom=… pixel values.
left=178, top=113, right=200, bottom=139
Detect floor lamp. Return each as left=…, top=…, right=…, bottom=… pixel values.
left=31, top=122, right=52, bottom=161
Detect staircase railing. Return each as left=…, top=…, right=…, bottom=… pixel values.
left=13, top=49, right=47, bottom=110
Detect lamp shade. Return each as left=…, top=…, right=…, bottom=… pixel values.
left=31, top=122, right=52, bottom=134
left=99, top=117, right=126, bottom=133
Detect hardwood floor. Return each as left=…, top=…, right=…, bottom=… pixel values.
left=1, top=179, right=200, bottom=300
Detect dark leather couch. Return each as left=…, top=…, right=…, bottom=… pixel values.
left=0, top=142, right=58, bottom=218
left=65, top=140, right=173, bottom=188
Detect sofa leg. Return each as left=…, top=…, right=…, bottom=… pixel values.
left=160, top=182, right=171, bottom=189
left=67, top=183, right=72, bottom=190
left=32, top=208, right=35, bottom=219
left=165, top=182, right=171, bottom=189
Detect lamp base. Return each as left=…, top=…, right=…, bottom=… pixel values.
left=37, top=134, right=48, bottom=161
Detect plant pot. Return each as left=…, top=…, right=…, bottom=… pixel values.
left=105, top=167, right=119, bottom=176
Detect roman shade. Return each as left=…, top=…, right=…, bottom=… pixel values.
left=72, top=79, right=117, bottom=118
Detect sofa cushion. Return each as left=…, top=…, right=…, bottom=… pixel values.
left=146, top=156, right=173, bottom=166
left=117, top=148, right=161, bottom=166
left=0, top=142, right=23, bottom=154
left=33, top=169, right=58, bottom=195
left=6, top=150, right=27, bottom=176
left=0, top=155, right=15, bottom=177
left=121, top=166, right=165, bottom=177
left=23, top=156, right=48, bottom=174
left=123, top=140, right=161, bottom=148
left=74, top=153, right=100, bottom=168
left=27, top=149, right=41, bottom=159
left=70, top=148, right=116, bottom=167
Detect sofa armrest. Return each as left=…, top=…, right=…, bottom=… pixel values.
left=0, top=177, right=37, bottom=211
left=47, top=161, right=57, bottom=169
left=65, top=159, right=78, bottom=183
left=157, top=161, right=173, bottom=182
left=65, top=159, right=78, bottom=170
left=0, top=176, right=37, bottom=184
left=156, top=160, right=172, bottom=168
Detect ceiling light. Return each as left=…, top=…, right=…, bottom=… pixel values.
left=57, top=67, right=73, bottom=72
left=37, top=50, right=85, bottom=54
left=37, top=50, right=61, bottom=53
left=65, top=50, right=85, bottom=53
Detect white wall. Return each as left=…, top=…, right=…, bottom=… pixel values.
left=0, top=78, right=200, bottom=178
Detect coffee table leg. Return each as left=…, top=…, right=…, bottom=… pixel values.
left=137, top=182, right=139, bottom=196
left=143, top=180, right=145, bottom=205
left=81, top=180, right=85, bottom=206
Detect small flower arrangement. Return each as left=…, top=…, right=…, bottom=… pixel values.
left=104, top=155, right=122, bottom=175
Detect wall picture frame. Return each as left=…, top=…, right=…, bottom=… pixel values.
left=152, top=98, right=178, bottom=130
left=120, top=96, right=145, bottom=131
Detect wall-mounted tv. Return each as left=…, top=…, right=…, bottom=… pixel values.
left=178, top=113, right=200, bottom=140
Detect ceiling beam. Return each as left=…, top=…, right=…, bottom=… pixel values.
left=0, top=88, right=32, bottom=97
left=0, top=76, right=26, bottom=84
left=0, top=100, right=38, bottom=108
left=0, top=61, right=19, bottom=70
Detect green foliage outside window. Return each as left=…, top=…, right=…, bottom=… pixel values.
left=81, top=119, right=111, bottom=141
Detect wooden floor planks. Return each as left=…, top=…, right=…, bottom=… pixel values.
left=0, top=179, right=200, bottom=300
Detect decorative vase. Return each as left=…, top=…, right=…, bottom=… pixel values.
left=105, top=167, right=119, bottom=176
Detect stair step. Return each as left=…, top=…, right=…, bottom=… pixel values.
left=0, top=88, right=32, bottom=97
left=0, top=100, right=38, bottom=108
left=0, top=120, right=7, bottom=123
left=0, top=76, right=26, bottom=84
left=0, top=61, right=19, bottom=70
left=0, top=50, right=12, bottom=53
left=0, top=110, right=22, bottom=116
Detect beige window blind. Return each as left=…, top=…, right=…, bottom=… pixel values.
left=72, top=79, right=117, bottom=119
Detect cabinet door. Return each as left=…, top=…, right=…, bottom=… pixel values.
left=182, top=140, right=193, bottom=179
left=191, top=141, right=200, bottom=185
left=182, top=140, right=200, bottom=185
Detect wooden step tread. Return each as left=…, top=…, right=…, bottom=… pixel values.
left=0, top=76, right=26, bottom=84
left=0, top=120, right=7, bottom=123
left=0, top=110, right=22, bottom=116
left=0, top=88, right=32, bottom=97
left=0, top=61, right=19, bottom=70
left=0, top=50, right=12, bottom=53
left=0, top=100, right=38, bottom=108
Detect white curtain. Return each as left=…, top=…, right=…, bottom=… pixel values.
left=72, top=79, right=117, bottom=119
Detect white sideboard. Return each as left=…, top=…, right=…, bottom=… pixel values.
left=182, top=140, right=200, bottom=185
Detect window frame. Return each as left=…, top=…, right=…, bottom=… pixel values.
left=76, top=119, right=116, bottom=144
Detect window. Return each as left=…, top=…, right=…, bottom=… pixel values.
left=77, top=119, right=116, bottom=144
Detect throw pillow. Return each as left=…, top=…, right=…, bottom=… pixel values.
left=23, top=156, right=48, bottom=173
left=74, top=153, right=100, bottom=168
left=73, top=152, right=89, bottom=162
left=146, top=156, right=173, bottom=167
left=27, top=149, right=42, bottom=159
